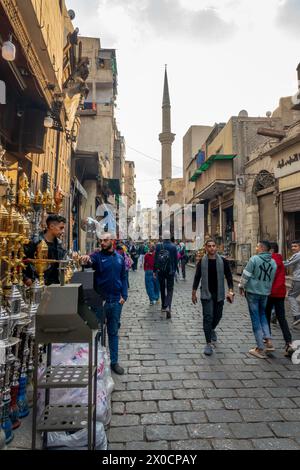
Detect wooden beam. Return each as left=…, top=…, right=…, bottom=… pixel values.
left=257, top=127, right=286, bottom=139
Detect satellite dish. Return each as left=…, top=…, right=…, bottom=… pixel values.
left=68, top=9, right=76, bottom=20
left=238, top=110, right=248, bottom=117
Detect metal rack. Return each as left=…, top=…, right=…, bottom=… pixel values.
left=31, top=282, right=100, bottom=450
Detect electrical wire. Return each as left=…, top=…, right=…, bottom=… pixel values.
left=127, top=145, right=182, bottom=170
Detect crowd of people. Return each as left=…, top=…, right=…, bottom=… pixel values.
left=23, top=214, right=300, bottom=376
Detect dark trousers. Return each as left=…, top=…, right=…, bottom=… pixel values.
left=265, top=297, right=292, bottom=344
left=201, top=293, right=224, bottom=344
left=132, top=257, right=138, bottom=271
left=181, top=259, right=186, bottom=279
left=158, top=273, right=175, bottom=310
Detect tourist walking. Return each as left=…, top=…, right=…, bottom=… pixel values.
left=284, top=240, right=300, bottom=327
left=129, top=242, right=138, bottom=272
left=179, top=242, right=188, bottom=281
left=192, top=239, right=234, bottom=356
left=81, top=233, right=128, bottom=375
left=265, top=242, right=294, bottom=357
left=239, top=240, right=277, bottom=359
left=154, top=231, right=178, bottom=319
left=144, top=243, right=160, bottom=305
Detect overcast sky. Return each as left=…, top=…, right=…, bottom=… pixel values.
left=67, top=0, right=300, bottom=208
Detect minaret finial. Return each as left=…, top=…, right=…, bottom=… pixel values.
left=163, top=65, right=170, bottom=107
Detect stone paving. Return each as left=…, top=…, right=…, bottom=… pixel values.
left=108, top=267, right=300, bottom=450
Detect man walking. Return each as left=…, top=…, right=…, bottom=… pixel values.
left=265, top=242, right=294, bottom=357
left=239, top=240, right=277, bottom=359
left=154, top=231, right=178, bottom=319
left=284, top=240, right=300, bottom=326
left=192, top=239, right=234, bottom=356
left=81, top=233, right=128, bottom=375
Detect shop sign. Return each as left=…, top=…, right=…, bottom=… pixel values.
left=277, top=153, right=300, bottom=169
left=0, top=80, right=6, bottom=104
left=275, top=152, right=300, bottom=178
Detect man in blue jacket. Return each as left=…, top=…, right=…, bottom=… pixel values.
left=81, top=233, right=128, bottom=375
left=154, top=230, right=178, bottom=319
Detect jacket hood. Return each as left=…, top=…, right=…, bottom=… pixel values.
left=272, top=253, right=283, bottom=263
left=257, top=252, right=272, bottom=262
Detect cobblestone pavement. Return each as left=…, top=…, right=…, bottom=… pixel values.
left=109, top=267, right=300, bottom=450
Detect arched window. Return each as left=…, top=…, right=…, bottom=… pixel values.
left=253, top=170, right=275, bottom=195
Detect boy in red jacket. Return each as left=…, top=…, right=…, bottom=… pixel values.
left=266, top=242, right=294, bottom=357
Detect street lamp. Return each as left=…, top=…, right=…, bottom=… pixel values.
left=1, top=34, right=16, bottom=62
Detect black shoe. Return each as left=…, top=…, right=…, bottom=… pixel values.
left=111, top=363, right=124, bottom=375
left=166, top=309, right=171, bottom=319
left=293, top=315, right=300, bottom=327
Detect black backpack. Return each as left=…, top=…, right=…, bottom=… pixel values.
left=156, top=244, right=171, bottom=275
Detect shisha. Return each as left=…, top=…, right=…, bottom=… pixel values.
left=0, top=151, right=24, bottom=444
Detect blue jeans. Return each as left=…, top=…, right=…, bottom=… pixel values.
left=145, top=270, right=160, bottom=302
left=246, top=292, right=272, bottom=350
left=99, top=301, right=123, bottom=365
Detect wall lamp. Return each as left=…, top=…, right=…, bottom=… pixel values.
left=1, top=34, right=16, bottom=62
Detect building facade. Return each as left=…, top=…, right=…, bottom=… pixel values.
left=0, top=0, right=88, bottom=248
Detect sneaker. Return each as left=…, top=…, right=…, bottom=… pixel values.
left=111, top=363, right=125, bottom=375
left=293, top=315, right=300, bottom=327
left=211, top=330, right=217, bottom=343
left=150, top=301, right=154, bottom=306
left=249, top=347, right=267, bottom=359
left=204, top=344, right=213, bottom=356
left=284, top=344, right=295, bottom=357
left=265, top=341, right=275, bottom=352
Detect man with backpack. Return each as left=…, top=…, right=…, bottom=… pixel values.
left=179, top=242, right=188, bottom=281
left=154, top=231, right=178, bottom=319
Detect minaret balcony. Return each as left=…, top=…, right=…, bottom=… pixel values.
left=159, top=132, right=175, bottom=144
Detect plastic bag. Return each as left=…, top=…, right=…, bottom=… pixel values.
left=47, top=422, right=107, bottom=450
left=38, top=344, right=114, bottom=425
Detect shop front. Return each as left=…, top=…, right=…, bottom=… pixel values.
left=264, top=126, right=300, bottom=257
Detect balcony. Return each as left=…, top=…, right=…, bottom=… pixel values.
left=78, top=102, right=97, bottom=116
left=193, top=154, right=236, bottom=201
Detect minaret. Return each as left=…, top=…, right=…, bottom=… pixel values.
left=159, top=66, right=175, bottom=182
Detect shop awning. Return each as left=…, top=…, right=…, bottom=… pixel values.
left=189, top=154, right=237, bottom=181
left=189, top=168, right=202, bottom=182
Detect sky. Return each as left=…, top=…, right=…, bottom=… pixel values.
left=67, top=0, right=300, bottom=208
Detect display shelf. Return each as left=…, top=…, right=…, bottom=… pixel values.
left=37, top=404, right=94, bottom=432
left=38, top=365, right=96, bottom=388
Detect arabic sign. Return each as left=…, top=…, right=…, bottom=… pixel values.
left=277, top=153, right=300, bottom=169
left=274, top=151, right=300, bottom=179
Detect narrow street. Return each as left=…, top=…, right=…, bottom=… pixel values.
left=109, top=267, right=300, bottom=450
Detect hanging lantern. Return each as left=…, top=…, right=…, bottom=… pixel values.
left=2, top=35, right=16, bottom=62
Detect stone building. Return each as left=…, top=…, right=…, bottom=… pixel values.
left=124, top=160, right=137, bottom=234
left=183, top=126, right=213, bottom=205
left=74, top=36, right=125, bottom=251
left=242, top=94, right=300, bottom=262
left=190, top=111, right=286, bottom=264
left=0, top=0, right=88, bottom=247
